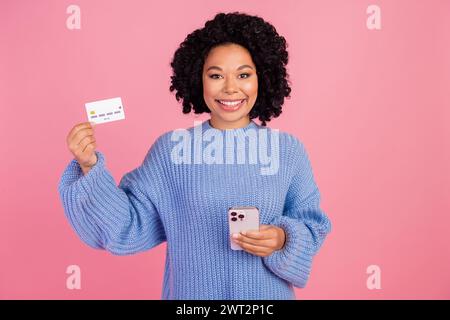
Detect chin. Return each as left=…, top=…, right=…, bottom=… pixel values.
left=216, top=112, right=246, bottom=123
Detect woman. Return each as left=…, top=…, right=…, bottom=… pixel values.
left=58, top=12, right=331, bottom=300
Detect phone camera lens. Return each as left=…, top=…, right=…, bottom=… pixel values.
left=231, top=212, right=237, bottom=216
left=231, top=217, right=237, bottom=221
left=238, top=214, right=244, bottom=219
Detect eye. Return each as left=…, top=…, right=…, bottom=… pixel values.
left=209, top=74, right=222, bottom=79
left=239, top=73, right=251, bottom=79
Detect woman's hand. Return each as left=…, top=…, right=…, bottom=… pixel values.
left=232, top=224, right=286, bottom=257
left=66, top=122, right=98, bottom=175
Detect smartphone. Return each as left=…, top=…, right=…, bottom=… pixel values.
left=228, top=206, right=260, bottom=250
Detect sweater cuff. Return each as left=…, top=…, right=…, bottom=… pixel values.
left=262, top=215, right=314, bottom=288
left=58, top=151, right=109, bottom=201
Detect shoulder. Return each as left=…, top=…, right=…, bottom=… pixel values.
left=142, top=130, right=175, bottom=165
left=144, top=126, right=195, bottom=160
left=153, top=124, right=197, bottom=144
left=260, top=126, right=311, bottom=171
left=279, top=130, right=304, bottom=150
left=261, top=125, right=306, bottom=154
left=152, top=130, right=175, bottom=147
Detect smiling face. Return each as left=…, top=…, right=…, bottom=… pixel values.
left=202, top=43, right=258, bottom=129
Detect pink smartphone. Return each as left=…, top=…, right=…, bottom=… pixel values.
left=228, top=206, right=260, bottom=250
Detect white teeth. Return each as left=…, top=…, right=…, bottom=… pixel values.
left=218, top=99, right=244, bottom=106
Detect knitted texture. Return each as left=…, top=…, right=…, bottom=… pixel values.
left=58, top=119, right=332, bottom=300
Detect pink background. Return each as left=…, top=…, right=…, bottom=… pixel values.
left=1, top=0, right=449, bottom=299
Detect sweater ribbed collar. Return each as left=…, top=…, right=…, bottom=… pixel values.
left=202, top=119, right=259, bottom=132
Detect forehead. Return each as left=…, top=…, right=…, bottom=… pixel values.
left=204, top=44, right=255, bottom=68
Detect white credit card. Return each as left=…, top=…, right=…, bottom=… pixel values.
left=85, top=97, right=125, bottom=124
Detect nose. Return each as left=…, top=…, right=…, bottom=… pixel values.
left=223, top=77, right=238, bottom=94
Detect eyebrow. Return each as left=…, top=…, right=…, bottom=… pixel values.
left=206, top=65, right=254, bottom=72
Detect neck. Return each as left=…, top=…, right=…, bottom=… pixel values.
left=209, top=116, right=251, bottom=130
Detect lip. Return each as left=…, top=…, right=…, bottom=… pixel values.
left=217, top=99, right=246, bottom=102
left=215, top=99, right=247, bottom=112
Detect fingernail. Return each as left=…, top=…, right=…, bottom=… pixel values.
left=232, top=234, right=239, bottom=239
left=241, top=231, right=247, bottom=236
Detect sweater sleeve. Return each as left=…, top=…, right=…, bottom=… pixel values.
left=262, top=137, right=332, bottom=288
left=57, top=138, right=167, bottom=256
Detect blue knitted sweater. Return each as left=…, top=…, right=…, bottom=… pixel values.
left=58, top=119, right=331, bottom=300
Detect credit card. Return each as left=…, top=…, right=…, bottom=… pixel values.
left=85, top=97, right=125, bottom=124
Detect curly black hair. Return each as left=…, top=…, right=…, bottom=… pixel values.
left=169, top=12, right=291, bottom=126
